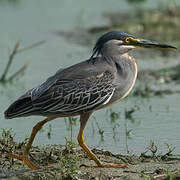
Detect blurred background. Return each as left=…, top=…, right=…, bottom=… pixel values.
left=0, top=0, right=180, bottom=155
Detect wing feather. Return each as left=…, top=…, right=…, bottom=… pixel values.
left=32, top=71, right=115, bottom=115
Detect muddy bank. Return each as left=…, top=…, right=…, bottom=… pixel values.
left=0, top=133, right=180, bottom=180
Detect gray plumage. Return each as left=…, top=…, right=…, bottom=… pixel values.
left=4, top=55, right=135, bottom=118
left=4, top=31, right=176, bottom=170
left=4, top=30, right=174, bottom=120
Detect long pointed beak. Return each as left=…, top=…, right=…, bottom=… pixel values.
left=134, top=39, right=177, bottom=50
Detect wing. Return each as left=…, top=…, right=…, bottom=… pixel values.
left=4, top=58, right=116, bottom=119
left=32, top=71, right=115, bottom=115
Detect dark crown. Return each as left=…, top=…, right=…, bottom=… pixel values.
left=90, top=31, right=136, bottom=59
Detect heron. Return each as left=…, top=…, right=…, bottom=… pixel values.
left=4, top=31, right=176, bottom=169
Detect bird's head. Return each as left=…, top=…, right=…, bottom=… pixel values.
left=91, top=31, right=176, bottom=58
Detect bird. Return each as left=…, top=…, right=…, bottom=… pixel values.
left=4, top=31, right=176, bottom=169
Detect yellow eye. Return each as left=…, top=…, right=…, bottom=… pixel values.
left=125, top=37, right=130, bottom=44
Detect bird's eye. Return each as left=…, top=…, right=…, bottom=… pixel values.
left=125, top=37, right=130, bottom=44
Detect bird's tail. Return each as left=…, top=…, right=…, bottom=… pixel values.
left=4, top=97, right=35, bottom=119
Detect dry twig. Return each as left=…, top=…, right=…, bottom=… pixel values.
left=0, top=40, right=46, bottom=83
left=0, top=42, right=19, bottom=82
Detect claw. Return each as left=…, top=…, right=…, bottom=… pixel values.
left=80, top=163, right=129, bottom=168
left=7, top=152, right=39, bottom=170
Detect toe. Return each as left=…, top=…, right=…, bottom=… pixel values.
left=7, top=152, right=39, bottom=170
left=80, top=163, right=129, bottom=168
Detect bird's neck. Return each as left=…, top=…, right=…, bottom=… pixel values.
left=103, top=52, right=138, bottom=86
left=102, top=52, right=137, bottom=68
left=103, top=52, right=138, bottom=104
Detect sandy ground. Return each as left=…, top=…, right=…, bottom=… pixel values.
left=0, top=141, right=180, bottom=180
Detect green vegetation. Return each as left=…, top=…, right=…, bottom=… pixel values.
left=126, top=0, right=146, bottom=4
left=1, top=0, right=180, bottom=179
left=0, top=0, right=21, bottom=6
left=61, top=1, right=180, bottom=54
left=131, top=64, right=180, bottom=98
left=88, top=1, right=180, bottom=49
left=0, top=129, right=180, bottom=179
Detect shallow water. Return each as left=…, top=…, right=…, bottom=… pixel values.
left=0, top=0, right=180, bottom=155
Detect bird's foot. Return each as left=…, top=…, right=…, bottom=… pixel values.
left=7, top=152, right=39, bottom=170
left=80, top=163, right=128, bottom=168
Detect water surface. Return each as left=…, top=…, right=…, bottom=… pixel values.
left=0, top=0, right=180, bottom=155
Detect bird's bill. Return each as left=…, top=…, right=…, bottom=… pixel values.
left=131, top=38, right=177, bottom=50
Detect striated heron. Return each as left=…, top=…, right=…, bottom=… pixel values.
left=4, top=31, right=176, bottom=169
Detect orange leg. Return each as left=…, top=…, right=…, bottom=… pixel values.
left=7, top=116, right=55, bottom=170
left=78, top=112, right=128, bottom=168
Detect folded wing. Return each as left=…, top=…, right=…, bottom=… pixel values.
left=5, top=71, right=115, bottom=118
